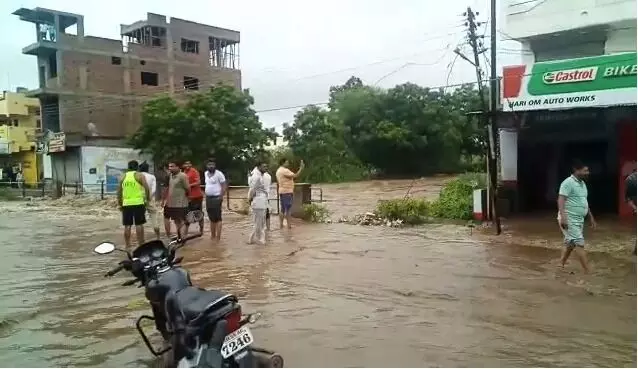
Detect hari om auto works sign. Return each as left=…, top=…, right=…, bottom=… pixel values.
left=501, top=52, right=637, bottom=112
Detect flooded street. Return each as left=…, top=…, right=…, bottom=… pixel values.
left=0, top=178, right=635, bottom=367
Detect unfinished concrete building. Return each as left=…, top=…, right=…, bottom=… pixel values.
left=14, top=7, right=240, bottom=143
left=13, top=7, right=241, bottom=184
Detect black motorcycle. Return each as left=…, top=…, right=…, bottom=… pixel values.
left=93, top=234, right=284, bottom=368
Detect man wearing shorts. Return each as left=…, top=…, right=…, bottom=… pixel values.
left=557, top=160, right=597, bottom=274
left=204, top=158, right=227, bottom=241
left=164, top=161, right=189, bottom=239
left=117, top=160, right=150, bottom=248
left=183, top=160, right=204, bottom=236
left=139, top=161, right=160, bottom=240
left=275, top=158, right=304, bottom=229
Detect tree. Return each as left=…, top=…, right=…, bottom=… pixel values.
left=448, top=84, right=487, bottom=158
left=282, top=105, right=368, bottom=183
left=331, top=82, right=469, bottom=176
left=328, top=76, right=364, bottom=108
left=129, top=85, right=277, bottom=182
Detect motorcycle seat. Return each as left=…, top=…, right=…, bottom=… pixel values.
left=167, top=286, right=237, bottom=324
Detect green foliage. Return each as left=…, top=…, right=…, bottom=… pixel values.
left=375, top=198, right=431, bottom=225
left=428, top=173, right=486, bottom=220
left=282, top=105, right=369, bottom=183
left=129, top=85, right=277, bottom=183
left=301, top=203, right=331, bottom=223
left=328, top=78, right=487, bottom=177
left=267, top=146, right=292, bottom=173
left=374, top=173, right=486, bottom=222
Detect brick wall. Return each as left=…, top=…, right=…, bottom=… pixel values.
left=55, top=34, right=240, bottom=139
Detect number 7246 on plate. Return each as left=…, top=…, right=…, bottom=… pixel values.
left=220, top=326, right=255, bottom=359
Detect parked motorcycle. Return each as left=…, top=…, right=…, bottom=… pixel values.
left=93, top=234, right=284, bottom=368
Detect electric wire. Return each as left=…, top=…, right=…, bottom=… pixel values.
left=31, top=52, right=636, bottom=118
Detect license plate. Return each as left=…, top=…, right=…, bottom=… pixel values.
left=220, top=326, right=254, bottom=359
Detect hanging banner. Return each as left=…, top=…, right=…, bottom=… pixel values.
left=47, top=132, right=66, bottom=153
left=501, top=52, right=637, bottom=111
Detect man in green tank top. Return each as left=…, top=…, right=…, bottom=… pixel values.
left=117, top=160, right=150, bottom=248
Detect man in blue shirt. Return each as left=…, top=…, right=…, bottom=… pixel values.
left=557, top=160, right=597, bottom=274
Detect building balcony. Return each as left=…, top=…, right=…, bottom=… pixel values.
left=0, top=126, right=38, bottom=154
left=22, top=40, right=58, bottom=56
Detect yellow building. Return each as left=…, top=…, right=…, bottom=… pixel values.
left=0, top=90, right=41, bottom=185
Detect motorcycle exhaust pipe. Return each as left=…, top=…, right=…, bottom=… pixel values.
left=251, top=348, right=284, bottom=368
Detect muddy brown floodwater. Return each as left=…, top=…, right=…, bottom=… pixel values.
left=0, top=177, right=635, bottom=367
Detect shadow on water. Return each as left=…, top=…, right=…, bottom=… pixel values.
left=0, top=178, right=635, bottom=367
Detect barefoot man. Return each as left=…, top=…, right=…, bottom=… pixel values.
left=275, top=158, right=304, bottom=229
left=204, top=158, right=227, bottom=241
left=139, top=161, right=160, bottom=239
left=163, top=161, right=189, bottom=240
left=557, top=160, right=597, bottom=274
left=117, top=160, right=150, bottom=248
left=248, top=161, right=269, bottom=245
left=183, top=160, right=204, bottom=236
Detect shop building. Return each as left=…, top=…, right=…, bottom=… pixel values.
left=498, top=53, right=636, bottom=218
left=0, top=90, right=43, bottom=185
left=13, top=7, right=240, bottom=187
left=498, top=0, right=636, bottom=218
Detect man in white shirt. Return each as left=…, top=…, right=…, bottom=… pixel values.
left=139, top=162, right=160, bottom=239
left=250, top=164, right=273, bottom=231
left=248, top=161, right=269, bottom=245
left=204, top=158, right=227, bottom=242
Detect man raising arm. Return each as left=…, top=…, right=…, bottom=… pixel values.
left=275, top=158, right=304, bottom=229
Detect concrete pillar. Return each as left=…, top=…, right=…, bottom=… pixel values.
left=291, top=183, right=312, bottom=218
left=498, top=128, right=518, bottom=214
left=53, top=15, right=61, bottom=42
left=76, top=17, right=85, bottom=38
left=35, top=23, right=42, bottom=41
left=499, top=129, right=518, bottom=188
left=166, top=27, right=175, bottom=95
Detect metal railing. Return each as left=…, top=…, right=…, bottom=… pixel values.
left=0, top=180, right=326, bottom=209
left=226, top=185, right=280, bottom=215
left=311, top=187, right=324, bottom=203
left=0, top=180, right=52, bottom=198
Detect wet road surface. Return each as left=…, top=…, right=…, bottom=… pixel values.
left=0, top=178, right=635, bottom=367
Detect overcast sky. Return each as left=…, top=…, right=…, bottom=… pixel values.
left=0, top=0, right=523, bottom=131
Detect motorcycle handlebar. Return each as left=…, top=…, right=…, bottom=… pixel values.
left=177, top=233, right=202, bottom=244
left=171, top=233, right=203, bottom=251
left=105, top=264, right=124, bottom=277
left=122, top=279, right=138, bottom=286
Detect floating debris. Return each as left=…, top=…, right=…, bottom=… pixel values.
left=337, top=212, right=404, bottom=227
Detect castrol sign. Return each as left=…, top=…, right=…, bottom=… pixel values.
left=501, top=52, right=637, bottom=111
left=542, top=67, right=597, bottom=85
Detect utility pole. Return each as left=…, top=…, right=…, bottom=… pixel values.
left=458, top=6, right=501, bottom=234
left=488, top=0, right=501, bottom=234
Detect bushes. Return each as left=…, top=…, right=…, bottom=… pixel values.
left=301, top=203, right=331, bottom=223
left=374, top=172, right=486, bottom=223
left=375, top=198, right=431, bottom=225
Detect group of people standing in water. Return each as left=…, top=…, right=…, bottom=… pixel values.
left=116, top=157, right=304, bottom=248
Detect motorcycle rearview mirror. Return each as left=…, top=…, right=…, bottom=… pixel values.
left=94, top=242, right=131, bottom=259
left=94, top=242, right=116, bottom=255
left=248, top=313, right=262, bottom=324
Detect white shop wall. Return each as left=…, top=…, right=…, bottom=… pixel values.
left=80, top=146, right=153, bottom=193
